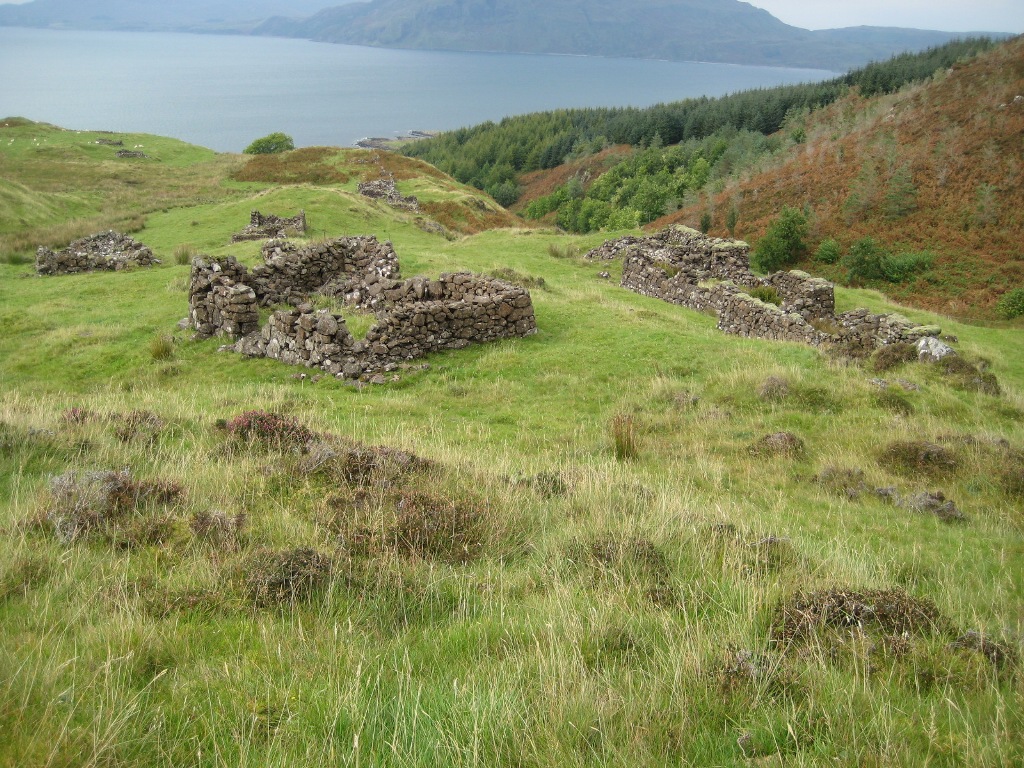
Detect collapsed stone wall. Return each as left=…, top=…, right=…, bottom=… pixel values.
left=357, top=172, right=420, bottom=212
left=36, top=231, right=158, bottom=275
left=231, top=210, right=307, bottom=242
left=188, top=236, right=536, bottom=380
left=596, top=225, right=928, bottom=350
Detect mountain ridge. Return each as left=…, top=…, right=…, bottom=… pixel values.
left=0, top=0, right=1004, bottom=70
left=253, top=0, right=996, bottom=70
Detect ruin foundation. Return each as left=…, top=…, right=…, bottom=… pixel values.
left=189, top=235, right=536, bottom=380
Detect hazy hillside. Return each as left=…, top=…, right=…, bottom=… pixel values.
left=254, top=0, right=978, bottom=70
left=660, top=35, right=1024, bottom=319
left=0, top=0, right=340, bottom=32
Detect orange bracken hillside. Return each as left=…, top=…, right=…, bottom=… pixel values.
left=659, top=36, right=1024, bottom=319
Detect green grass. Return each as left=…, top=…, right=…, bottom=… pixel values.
left=1, top=119, right=1022, bottom=767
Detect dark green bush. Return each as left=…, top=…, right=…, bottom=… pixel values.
left=843, top=236, right=887, bottom=282
left=814, top=238, right=842, bottom=264
left=243, top=132, right=295, bottom=155
left=752, top=206, right=808, bottom=273
left=996, top=287, right=1024, bottom=319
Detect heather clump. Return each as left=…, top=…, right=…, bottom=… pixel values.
left=224, top=410, right=316, bottom=450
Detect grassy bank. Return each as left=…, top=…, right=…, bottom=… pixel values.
left=1, top=119, right=1021, bottom=766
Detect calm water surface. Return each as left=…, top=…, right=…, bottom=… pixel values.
left=0, top=28, right=835, bottom=151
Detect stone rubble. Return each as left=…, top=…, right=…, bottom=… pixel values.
left=231, top=210, right=307, bottom=242
left=357, top=170, right=420, bottom=212
left=35, top=231, right=159, bottom=275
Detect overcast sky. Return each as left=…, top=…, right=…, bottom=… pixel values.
left=745, top=1, right=1024, bottom=33
left=0, top=0, right=1021, bottom=34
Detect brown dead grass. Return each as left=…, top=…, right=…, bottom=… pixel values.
left=420, top=199, right=522, bottom=235
left=232, top=147, right=351, bottom=185
left=514, top=145, right=632, bottom=212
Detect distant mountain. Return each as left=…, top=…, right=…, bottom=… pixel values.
left=253, top=0, right=996, bottom=71
left=0, top=0, right=343, bottom=33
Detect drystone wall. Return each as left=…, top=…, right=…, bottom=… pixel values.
left=231, top=210, right=307, bottom=242
left=595, top=226, right=929, bottom=350
left=234, top=273, right=536, bottom=379
left=188, top=236, right=536, bottom=380
left=189, top=236, right=400, bottom=335
left=36, top=231, right=158, bottom=275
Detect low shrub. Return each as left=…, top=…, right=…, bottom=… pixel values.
left=814, top=238, right=842, bottom=264
left=757, top=375, right=789, bottom=401
left=936, top=356, right=1001, bottom=395
left=879, top=440, right=958, bottom=478
left=773, top=588, right=946, bottom=644
left=749, top=431, right=805, bottom=457
left=872, top=342, right=917, bottom=372
left=389, top=490, right=489, bottom=563
left=874, top=389, right=915, bottom=416
left=243, top=548, right=332, bottom=606
left=113, top=409, right=165, bottom=442
left=45, top=468, right=184, bottom=543
left=225, top=410, right=316, bottom=450
left=995, top=287, right=1024, bottom=320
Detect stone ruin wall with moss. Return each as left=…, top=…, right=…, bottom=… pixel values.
left=592, top=226, right=937, bottom=351
left=188, top=235, right=537, bottom=380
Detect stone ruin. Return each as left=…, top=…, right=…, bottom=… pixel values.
left=35, top=231, right=159, bottom=275
left=357, top=171, right=420, bottom=212
left=188, top=235, right=536, bottom=381
left=231, top=210, right=307, bottom=242
left=116, top=150, right=147, bottom=159
left=588, top=226, right=937, bottom=351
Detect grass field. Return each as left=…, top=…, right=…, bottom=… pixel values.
left=1, top=119, right=1022, bottom=766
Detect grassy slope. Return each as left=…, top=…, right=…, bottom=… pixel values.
left=0, top=120, right=1022, bottom=766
